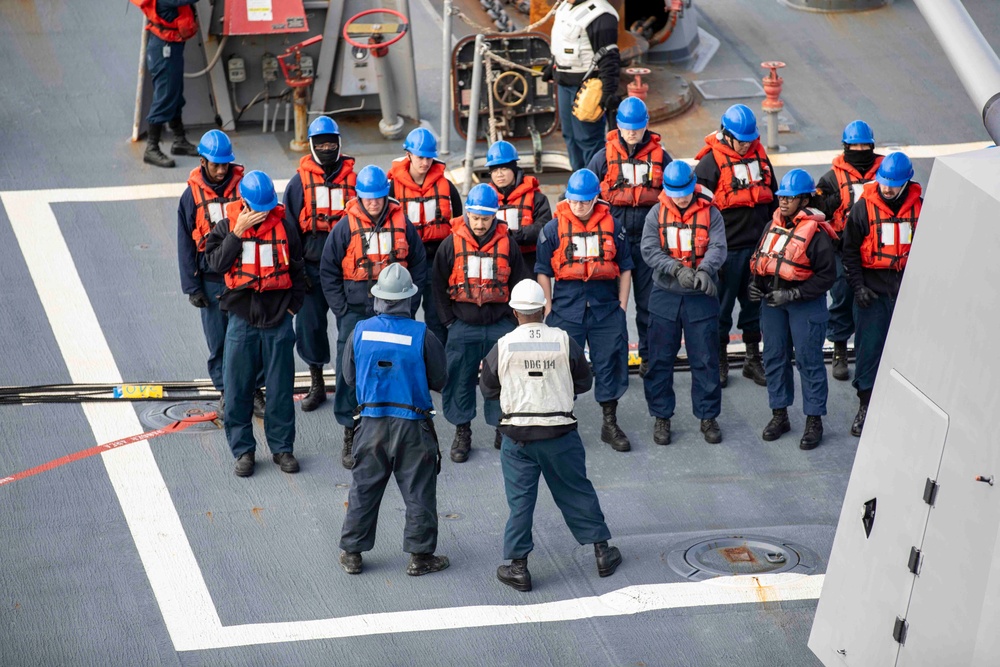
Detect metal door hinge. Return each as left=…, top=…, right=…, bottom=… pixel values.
left=893, top=616, right=908, bottom=645
left=908, top=546, right=922, bottom=574
left=923, top=478, right=939, bottom=506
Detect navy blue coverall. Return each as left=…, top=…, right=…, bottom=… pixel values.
left=587, top=132, right=673, bottom=363
left=204, top=212, right=307, bottom=458
left=145, top=0, right=198, bottom=125
left=639, top=201, right=728, bottom=420
left=319, top=204, right=427, bottom=428
left=534, top=214, right=634, bottom=404
left=479, top=329, right=612, bottom=560
left=339, top=305, right=448, bottom=556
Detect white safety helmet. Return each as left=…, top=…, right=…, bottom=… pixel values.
left=509, top=279, right=547, bottom=312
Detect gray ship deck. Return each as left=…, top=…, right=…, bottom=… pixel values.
left=0, top=1, right=996, bottom=665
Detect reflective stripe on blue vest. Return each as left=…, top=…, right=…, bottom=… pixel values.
left=353, top=315, right=433, bottom=420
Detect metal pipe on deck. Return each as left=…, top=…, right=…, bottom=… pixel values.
left=912, top=0, right=1000, bottom=144
left=461, top=34, right=486, bottom=196
left=440, top=0, right=453, bottom=155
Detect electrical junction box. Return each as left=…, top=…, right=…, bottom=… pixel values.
left=222, top=0, right=309, bottom=36
left=261, top=53, right=279, bottom=82
left=227, top=56, right=246, bottom=83
left=299, top=54, right=314, bottom=80
left=333, top=41, right=375, bottom=97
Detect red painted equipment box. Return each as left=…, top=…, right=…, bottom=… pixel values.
left=222, top=0, right=309, bottom=36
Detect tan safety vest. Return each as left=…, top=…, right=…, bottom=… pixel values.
left=498, top=323, right=577, bottom=428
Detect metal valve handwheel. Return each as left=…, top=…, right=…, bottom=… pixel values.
left=342, top=8, right=410, bottom=50
left=624, top=66, right=651, bottom=77
left=493, top=70, right=528, bottom=107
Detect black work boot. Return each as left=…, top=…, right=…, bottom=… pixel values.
left=595, top=541, right=622, bottom=577
left=272, top=452, right=299, bottom=473
left=341, top=426, right=355, bottom=469
left=851, top=401, right=869, bottom=437
left=494, top=429, right=503, bottom=450
left=762, top=408, right=791, bottom=441
left=638, top=359, right=649, bottom=378
left=653, top=418, right=671, bottom=446
left=742, top=342, right=767, bottom=386
left=600, top=401, right=631, bottom=452
left=497, top=558, right=532, bottom=592
left=407, top=553, right=450, bottom=576
left=253, top=389, right=266, bottom=419
left=339, top=551, right=362, bottom=575
left=832, top=342, right=850, bottom=381
left=719, top=341, right=729, bottom=388
left=168, top=118, right=200, bottom=156
left=800, top=415, right=824, bottom=450
left=234, top=452, right=255, bottom=477
left=143, top=123, right=175, bottom=168
left=701, top=418, right=722, bottom=444
left=450, top=422, right=472, bottom=462
left=301, top=365, right=327, bottom=412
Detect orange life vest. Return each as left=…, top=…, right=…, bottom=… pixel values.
left=341, top=198, right=410, bottom=282
left=600, top=130, right=666, bottom=207
left=551, top=200, right=620, bottom=281
left=859, top=181, right=922, bottom=271
left=388, top=159, right=453, bottom=243
left=492, top=176, right=541, bottom=252
left=694, top=132, right=774, bottom=210
left=296, top=155, right=357, bottom=235
left=656, top=185, right=714, bottom=269
left=827, top=154, right=884, bottom=233
left=131, top=0, right=198, bottom=42
left=750, top=208, right=837, bottom=282
left=188, top=164, right=244, bottom=251
left=447, top=217, right=513, bottom=305
left=222, top=202, right=293, bottom=293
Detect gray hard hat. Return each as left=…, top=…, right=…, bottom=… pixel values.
left=370, top=263, right=419, bottom=300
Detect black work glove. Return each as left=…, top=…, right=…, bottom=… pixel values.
left=855, top=286, right=877, bottom=309
left=672, top=264, right=697, bottom=290
left=748, top=283, right=764, bottom=303
left=188, top=292, right=210, bottom=308
left=540, top=62, right=554, bottom=83
left=693, top=270, right=717, bottom=297
left=766, top=287, right=800, bottom=307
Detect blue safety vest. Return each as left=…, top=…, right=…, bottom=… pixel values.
left=353, top=315, right=433, bottom=420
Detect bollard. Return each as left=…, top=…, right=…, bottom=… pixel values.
left=625, top=67, right=650, bottom=101
left=761, top=61, right=785, bottom=150
left=462, top=34, right=486, bottom=196
left=440, top=0, right=453, bottom=155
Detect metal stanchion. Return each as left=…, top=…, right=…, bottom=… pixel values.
left=461, top=34, right=485, bottom=195
left=440, top=0, right=453, bottom=155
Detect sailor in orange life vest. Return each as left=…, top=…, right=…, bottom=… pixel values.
left=841, top=152, right=922, bottom=437
left=430, top=184, right=531, bottom=463
left=485, top=141, right=552, bottom=272
left=337, top=264, right=450, bottom=578
left=204, top=171, right=306, bottom=477
left=812, top=120, right=884, bottom=383
left=131, top=0, right=201, bottom=168
left=639, top=161, right=727, bottom=446
left=320, top=165, right=427, bottom=470
left=748, top=169, right=837, bottom=451
left=694, top=104, right=778, bottom=389
left=176, top=130, right=264, bottom=418
left=587, top=97, right=673, bottom=379
left=282, top=116, right=357, bottom=414
left=534, top=168, right=634, bottom=453
left=387, top=128, right=463, bottom=347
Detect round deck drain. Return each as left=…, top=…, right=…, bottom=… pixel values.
left=138, top=401, right=221, bottom=432
left=666, top=534, right=818, bottom=581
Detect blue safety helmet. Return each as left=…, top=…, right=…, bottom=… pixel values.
left=775, top=169, right=816, bottom=198
left=197, top=129, right=235, bottom=164
left=565, top=169, right=601, bottom=201
left=616, top=96, right=649, bottom=131
left=842, top=120, right=875, bottom=145
left=308, top=116, right=340, bottom=138
left=355, top=165, right=391, bottom=199
left=239, top=170, right=278, bottom=212
left=485, top=141, right=520, bottom=168
left=875, top=152, right=914, bottom=187
left=466, top=183, right=500, bottom=215
left=721, top=104, right=759, bottom=142
left=662, top=161, right=697, bottom=197
left=402, top=127, right=438, bottom=159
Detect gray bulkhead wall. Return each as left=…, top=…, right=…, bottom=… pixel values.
left=809, top=149, right=1000, bottom=665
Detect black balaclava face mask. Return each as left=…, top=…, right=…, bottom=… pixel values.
left=310, top=133, right=341, bottom=172
left=843, top=146, right=877, bottom=173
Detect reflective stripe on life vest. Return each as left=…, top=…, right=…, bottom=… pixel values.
left=492, top=175, right=540, bottom=253
left=222, top=202, right=293, bottom=293
left=388, top=159, right=453, bottom=242
left=341, top=198, right=410, bottom=283
left=296, top=155, right=357, bottom=235
left=829, top=154, right=883, bottom=233
left=447, top=217, right=513, bottom=306
left=601, top=131, right=666, bottom=207
left=750, top=208, right=836, bottom=283
left=189, top=165, right=244, bottom=252
left=656, top=185, right=714, bottom=269
left=859, top=181, right=922, bottom=271
left=551, top=200, right=620, bottom=281
left=694, top=132, right=774, bottom=210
